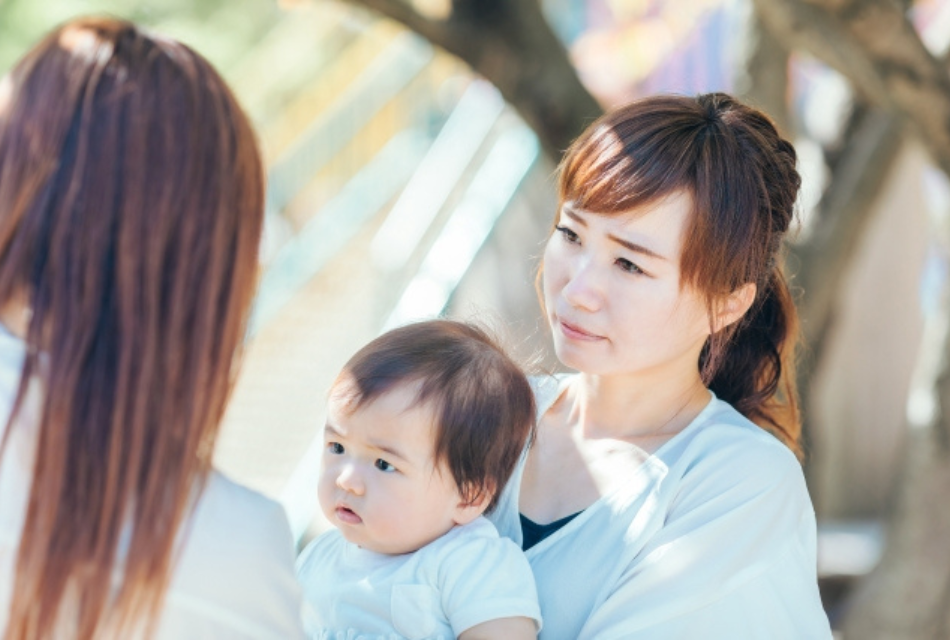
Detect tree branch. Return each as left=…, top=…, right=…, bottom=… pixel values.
left=753, top=0, right=950, bottom=178
left=338, top=0, right=602, bottom=160
left=334, top=0, right=452, bottom=52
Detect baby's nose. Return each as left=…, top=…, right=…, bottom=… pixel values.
left=336, top=464, right=365, bottom=495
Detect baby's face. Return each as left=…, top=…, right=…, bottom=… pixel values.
left=318, top=381, right=472, bottom=555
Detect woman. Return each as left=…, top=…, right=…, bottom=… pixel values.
left=488, top=93, right=832, bottom=638
left=0, top=18, right=304, bottom=639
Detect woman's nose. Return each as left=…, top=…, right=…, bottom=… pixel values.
left=561, top=260, right=604, bottom=313
left=335, top=464, right=365, bottom=496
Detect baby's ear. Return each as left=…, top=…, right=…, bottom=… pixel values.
left=452, top=482, right=494, bottom=525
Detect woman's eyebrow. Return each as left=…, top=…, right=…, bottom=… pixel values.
left=563, top=207, right=588, bottom=226
left=565, top=205, right=667, bottom=261
left=608, top=234, right=668, bottom=261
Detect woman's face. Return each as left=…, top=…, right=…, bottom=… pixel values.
left=542, top=191, right=712, bottom=379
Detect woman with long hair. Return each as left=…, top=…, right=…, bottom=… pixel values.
left=0, top=17, right=304, bottom=639
left=487, top=93, right=832, bottom=638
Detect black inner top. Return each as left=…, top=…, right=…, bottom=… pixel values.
left=519, top=511, right=582, bottom=551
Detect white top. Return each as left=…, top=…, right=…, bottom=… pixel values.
left=487, top=374, right=832, bottom=640
left=296, top=517, right=542, bottom=639
left=0, top=326, right=306, bottom=639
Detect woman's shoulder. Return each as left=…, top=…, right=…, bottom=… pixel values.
left=200, top=470, right=284, bottom=514
left=659, top=398, right=810, bottom=514
left=159, top=471, right=305, bottom=638
left=671, top=398, right=800, bottom=471
left=187, top=470, right=297, bottom=557
left=170, top=470, right=298, bottom=595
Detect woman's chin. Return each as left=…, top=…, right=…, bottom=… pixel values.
left=553, top=341, right=603, bottom=373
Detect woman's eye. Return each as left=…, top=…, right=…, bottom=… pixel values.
left=555, top=225, right=580, bottom=244
left=327, top=442, right=344, bottom=455
left=616, top=258, right=645, bottom=275
left=375, top=459, right=396, bottom=473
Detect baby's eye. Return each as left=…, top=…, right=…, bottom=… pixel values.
left=375, top=459, right=396, bottom=473
left=616, top=257, right=645, bottom=275
left=327, top=442, right=344, bottom=455
left=555, top=225, right=580, bottom=244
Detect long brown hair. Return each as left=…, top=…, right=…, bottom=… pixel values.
left=0, top=17, right=264, bottom=638
left=555, top=93, right=802, bottom=455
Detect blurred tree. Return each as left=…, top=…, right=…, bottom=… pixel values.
left=335, top=0, right=603, bottom=159
left=753, top=2, right=950, bottom=636
left=0, top=0, right=283, bottom=74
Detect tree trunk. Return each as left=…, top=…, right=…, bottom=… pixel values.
left=742, top=11, right=792, bottom=136
left=842, top=256, right=950, bottom=638
left=747, top=5, right=950, bottom=632
left=745, top=9, right=905, bottom=485
left=788, top=107, right=902, bottom=459
left=339, top=0, right=603, bottom=161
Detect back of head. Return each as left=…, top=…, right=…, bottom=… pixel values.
left=0, top=17, right=264, bottom=638
left=558, top=93, right=802, bottom=455
left=335, top=320, right=536, bottom=513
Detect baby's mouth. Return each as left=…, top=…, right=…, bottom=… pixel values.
left=335, top=505, right=363, bottom=525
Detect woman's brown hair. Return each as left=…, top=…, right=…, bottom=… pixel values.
left=0, top=17, right=264, bottom=638
left=555, top=93, right=802, bottom=456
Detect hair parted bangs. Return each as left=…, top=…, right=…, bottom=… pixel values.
left=331, top=320, right=536, bottom=513
left=558, top=95, right=785, bottom=298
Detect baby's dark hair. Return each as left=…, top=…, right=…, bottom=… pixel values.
left=332, top=320, right=535, bottom=513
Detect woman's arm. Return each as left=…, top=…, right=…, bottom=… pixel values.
left=458, top=616, right=537, bottom=640
left=578, top=437, right=831, bottom=639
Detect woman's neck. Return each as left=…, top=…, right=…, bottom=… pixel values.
left=565, top=368, right=710, bottom=442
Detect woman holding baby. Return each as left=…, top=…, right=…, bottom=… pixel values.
left=484, top=93, right=833, bottom=639
left=304, top=93, right=832, bottom=639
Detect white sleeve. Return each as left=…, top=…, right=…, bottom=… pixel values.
left=578, top=437, right=832, bottom=640
left=294, top=531, right=340, bottom=636
left=437, top=526, right=542, bottom=635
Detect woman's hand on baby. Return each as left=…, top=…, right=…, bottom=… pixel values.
left=458, top=616, right=538, bottom=640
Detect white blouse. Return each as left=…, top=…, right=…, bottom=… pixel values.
left=296, top=517, right=541, bottom=639
left=0, top=326, right=306, bottom=639
left=487, top=374, right=833, bottom=639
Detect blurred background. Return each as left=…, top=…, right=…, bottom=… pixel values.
left=2, top=0, right=948, bottom=637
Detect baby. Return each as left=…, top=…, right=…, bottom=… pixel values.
left=296, top=320, right=541, bottom=639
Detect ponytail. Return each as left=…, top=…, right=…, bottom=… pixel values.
left=704, top=266, right=802, bottom=457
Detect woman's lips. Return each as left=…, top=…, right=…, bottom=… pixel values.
left=335, top=506, right=363, bottom=525
left=558, top=318, right=604, bottom=342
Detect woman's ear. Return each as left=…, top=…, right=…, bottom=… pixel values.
left=713, top=283, right=756, bottom=333
left=452, top=483, right=493, bottom=526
